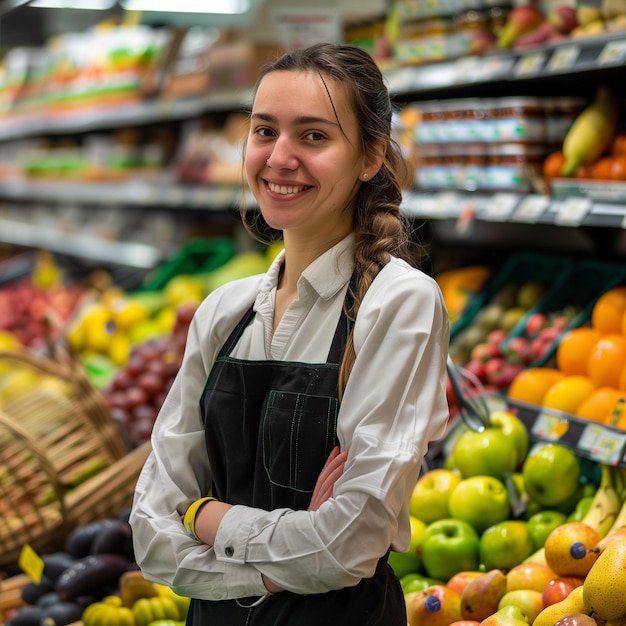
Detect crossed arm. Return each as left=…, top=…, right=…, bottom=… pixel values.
left=193, top=446, right=349, bottom=593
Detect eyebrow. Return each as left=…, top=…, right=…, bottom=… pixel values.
left=250, top=112, right=339, bottom=127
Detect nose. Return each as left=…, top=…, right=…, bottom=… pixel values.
left=267, top=135, right=298, bottom=170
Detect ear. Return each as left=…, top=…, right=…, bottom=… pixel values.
left=363, top=139, right=386, bottom=178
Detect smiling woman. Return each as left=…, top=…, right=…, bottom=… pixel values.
left=130, top=41, right=450, bottom=626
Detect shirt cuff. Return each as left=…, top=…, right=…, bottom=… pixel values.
left=214, top=504, right=264, bottom=565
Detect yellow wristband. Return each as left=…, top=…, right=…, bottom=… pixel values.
left=183, top=496, right=217, bottom=541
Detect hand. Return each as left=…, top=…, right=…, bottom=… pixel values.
left=308, top=446, right=348, bottom=512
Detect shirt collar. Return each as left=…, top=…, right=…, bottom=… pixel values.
left=261, top=234, right=355, bottom=301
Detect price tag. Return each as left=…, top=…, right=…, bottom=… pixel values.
left=483, top=193, right=519, bottom=221
left=514, top=52, right=546, bottom=77
left=547, top=46, right=580, bottom=73
left=513, top=194, right=550, bottom=223
left=579, top=424, right=626, bottom=464
left=453, top=56, right=481, bottom=83
left=19, top=544, right=44, bottom=584
left=555, top=197, right=592, bottom=226
left=598, top=40, right=626, bottom=66
left=532, top=411, right=569, bottom=440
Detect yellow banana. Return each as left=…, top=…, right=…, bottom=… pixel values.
left=561, top=86, right=619, bottom=177
left=580, top=464, right=621, bottom=537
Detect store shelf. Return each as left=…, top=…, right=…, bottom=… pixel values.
left=505, top=397, right=626, bottom=468
left=0, top=87, right=254, bottom=141
left=0, top=218, right=162, bottom=268
left=0, top=179, right=253, bottom=209
left=401, top=189, right=626, bottom=229
left=385, top=31, right=626, bottom=100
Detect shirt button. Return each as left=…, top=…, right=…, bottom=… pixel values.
left=225, top=546, right=234, bottom=557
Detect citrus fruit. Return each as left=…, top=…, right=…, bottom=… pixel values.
left=587, top=333, right=626, bottom=388
left=591, top=286, right=626, bottom=334
left=575, top=387, right=625, bottom=424
left=507, top=367, right=564, bottom=406
left=542, top=375, right=596, bottom=415
left=555, top=327, right=603, bottom=376
left=619, top=365, right=626, bottom=392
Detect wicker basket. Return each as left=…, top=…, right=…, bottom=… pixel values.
left=0, top=344, right=150, bottom=573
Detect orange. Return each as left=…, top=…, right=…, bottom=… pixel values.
left=542, top=375, right=596, bottom=415
left=619, top=365, right=626, bottom=392
left=591, top=286, right=626, bottom=334
left=507, top=367, right=565, bottom=406
left=575, top=387, right=625, bottom=424
left=556, top=327, right=603, bottom=376
left=587, top=334, right=626, bottom=388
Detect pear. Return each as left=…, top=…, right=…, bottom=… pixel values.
left=583, top=538, right=626, bottom=621
left=534, top=585, right=588, bottom=626
left=480, top=604, right=529, bottom=626
left=460, top=568, right=507, bottom=622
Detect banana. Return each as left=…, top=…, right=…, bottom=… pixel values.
left=580, top=464, right=621, bottom=537
left=560, top=86, right=619, bottom=177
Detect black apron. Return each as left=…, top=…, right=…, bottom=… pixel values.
left=190, top=292, right=406, bottom=625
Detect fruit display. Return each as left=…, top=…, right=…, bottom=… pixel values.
left=507, top=284, right=626, bottom=427
left=394, top=403, right=626, bottom=625
left=104, top=305, right=195, bottom=449
left=1, top=511, right=190, bottom=626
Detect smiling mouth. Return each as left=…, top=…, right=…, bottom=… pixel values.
left=266, top=181, right=311, bottom=195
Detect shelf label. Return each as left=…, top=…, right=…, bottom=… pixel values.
left=547, top=46, right=580, bottom=73
left=555, top=197, right=592, bottom=225
left=532, top=411, right=570, bottom=440
left=598, top=40, right=626, bottom=66
left=514, top=52, right=546, bottom=77
left=578, top=423, right=626, bottom=465
left=513, top=194, right=550, bottom=223
left=483, top=193, right=519, bottom=221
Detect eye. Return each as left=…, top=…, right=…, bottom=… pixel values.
left=254, top=127, right=275, bottom=138
left=305, top=131, right=326, bottom=142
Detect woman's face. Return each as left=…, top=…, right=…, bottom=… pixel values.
left=245, top=69, right=368, bottom=241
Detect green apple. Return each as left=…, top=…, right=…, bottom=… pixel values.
left=489, top=410, right=529, bottom=469
left=526, top=510, right=567, bottom=550
left=567, top=495, right=594, bottom=522
left=388, top=515, right=427, bottom=578
left=399, top=572, right=445, bottom=594
left=479, top=520, right=535, bottom=572
left=521, top=443, right=581, bottom=508
left=451, top=426, right=518, bottom=480
left=420, top=518, right=480, bottom=581
left=448, top=476, right=510, bottom=534
left=497, top=589, right=544, bottom=624
left=481, top=604, right=529, bottom=626
left=410, top=468, right=463, bottom=524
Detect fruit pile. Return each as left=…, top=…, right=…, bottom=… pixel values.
left=508, top=285, right=626, bottom=428
left=448, top=274, right=582, bottom=392
left=543, top=86, right=626, bottom=184
left=1, top=512, right=190, bottom=626
left=104, top=305, right=196, bottom=448
left=393, top=408, right=626, bottom=625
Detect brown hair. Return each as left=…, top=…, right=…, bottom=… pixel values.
left=242, top=42, right=426, bottom=397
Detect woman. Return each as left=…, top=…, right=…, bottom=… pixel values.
left=130, top=41, right=450, bottom=625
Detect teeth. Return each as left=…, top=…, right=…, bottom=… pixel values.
left=268, top=182, right=306, bottom=195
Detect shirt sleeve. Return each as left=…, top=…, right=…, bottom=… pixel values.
left=129, top=280, right=270, bottom=600
left=213, top=263, right=450, bottom=594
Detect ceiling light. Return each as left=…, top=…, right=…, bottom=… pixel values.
left=29, top=0, right=116, bottom=8
left=120, top=0, right=250, bottom=14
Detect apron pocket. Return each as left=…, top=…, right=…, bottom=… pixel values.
left=261, top=390, right=338, bottom=494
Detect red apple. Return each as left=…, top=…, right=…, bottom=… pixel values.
left=446, top=570, right=483, bottom=596
left=484, top=357, right=506, bottom=386
left=541, top=576, right=584, bottom=608
left=525, top=312, right=548, bottom=337
left=506, top=562, right=557, bottom=594
left=504, top=337, right=532, bottom=365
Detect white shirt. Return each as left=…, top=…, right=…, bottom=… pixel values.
left=130, top=234, right=450, bottom=601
